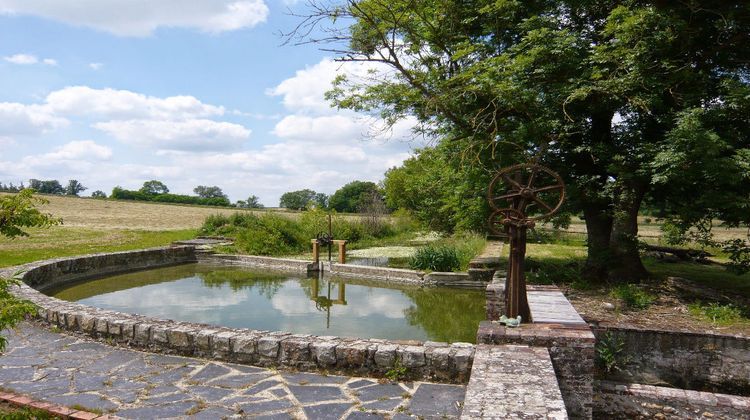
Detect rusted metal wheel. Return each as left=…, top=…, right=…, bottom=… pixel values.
left=487, top=208, right=526, bottom=236
left=487, top=163, right=565, bottom=221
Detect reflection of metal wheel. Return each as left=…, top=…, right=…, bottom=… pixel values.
left=316, top=232, right=333, bottom=246
left=487, top=163, right=565, bottom=221
left=488, top=208, right=525, bottom=236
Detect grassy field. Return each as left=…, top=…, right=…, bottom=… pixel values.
left=0, top=194, right=264, bottom=267
left=540, top=216, right=749, bottom=243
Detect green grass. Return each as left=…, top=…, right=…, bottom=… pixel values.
left=0, top=227, right=196, bottom=268
left=610, top=284, right=656, bottom=310
left=644, top=257, right=750, bottom=298
left=688, top=302, right=749, bottom=326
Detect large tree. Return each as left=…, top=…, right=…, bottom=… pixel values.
left=193, top=185, right=228, bottom=200
left=279, top=189, right=328, bottom=210
left=289, top=1, right=750, bottom=283
left=329, top=180, right=383, bottom=213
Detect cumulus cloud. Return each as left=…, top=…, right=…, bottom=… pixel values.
left=22, top=140, right=112, bottom=169
left=0, top=102, right=69, bottom=137
left=0, top=0, right=269, bottom=37
left=89, top=62, right=103, bottom=70
left=268, top=58, right=392, bottom=114
left=3, top=53, right=57, bottom=65
left=94, top=119, right=250, bottom=151
left=44, top=140, right=112, bottom=160
left=45, top=86, right=225, bottom=120
left=3, top=53, right=38, bottom=64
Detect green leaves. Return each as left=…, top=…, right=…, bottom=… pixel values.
left=0, top=189, right=62, bottom=239
left=0, top=276, right=36, bottom=353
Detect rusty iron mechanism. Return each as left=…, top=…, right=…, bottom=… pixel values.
left=487, top=163, right=565, bottom=323
left=316, top=214, right=334, bottom=263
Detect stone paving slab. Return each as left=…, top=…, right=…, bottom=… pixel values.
left=461, top=344, right=567, bottom=419
left=0, top=322, right=466, bottom=419
left=527, top=291, right=586, bottom=324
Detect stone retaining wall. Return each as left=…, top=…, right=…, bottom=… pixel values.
left=593, top=380, right=750, bottom=419
left=19, top=246, right=197, bottom=292
left=4, top=247, right=475, bottom=384
left=199, top=253, right=317, bottom=274
left=592, top=325, right=750, bottom=395
left=477, top=321, right=595, bottom=419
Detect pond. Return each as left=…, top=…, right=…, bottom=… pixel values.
left=47, top=263, right=485, bottom=343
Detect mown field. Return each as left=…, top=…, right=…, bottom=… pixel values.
left=0, top=194, right=269, bottom=267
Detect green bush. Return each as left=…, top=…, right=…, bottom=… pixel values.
left=688, top=302, right=746, bottom=325
left=610, top=284, right=656, bottom=310
left=1, top=276, right=36, bottom=353
left=409, top=245, right=461, bottom=272
left=596, top=332, right=630, bottom=374
left=199, top=208, right=421, bottom=257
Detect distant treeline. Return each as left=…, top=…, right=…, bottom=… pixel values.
left=0, top=179, right=87, bottom=196
left=110, top=187, right=231, bottom=207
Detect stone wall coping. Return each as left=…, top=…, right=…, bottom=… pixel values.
left=595, top=380, right=750, bottom=418
left=592, top=322, right=749, bottom=341
left=6, top=247, right=475, bottom=384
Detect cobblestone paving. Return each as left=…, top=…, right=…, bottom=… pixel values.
left=0, top=323, right=465, bottom=419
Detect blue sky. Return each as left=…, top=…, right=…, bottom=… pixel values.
left=0, top=0, right=419, bottom=205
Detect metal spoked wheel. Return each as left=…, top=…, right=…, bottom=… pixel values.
left=487, top=163, right=565, bottom=221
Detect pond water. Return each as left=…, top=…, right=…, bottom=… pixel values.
left=47, top=263, right=485, bottom=343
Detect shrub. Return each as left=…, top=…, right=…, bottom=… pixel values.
left=1, top=276, right=36, bottom=353
left=409, top=245, right=460, bottom=272
left=596, top=332, right=630, bottom=374
left=200, top=214, right=231, bottom=235
left=688, top=302, right=746, bottom=325
left=610, top=284, right=655, bottom=310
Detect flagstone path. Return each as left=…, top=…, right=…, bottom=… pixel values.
left=0, top=322, right=465, bottom=419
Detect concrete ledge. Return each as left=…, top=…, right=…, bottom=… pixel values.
left=3, top=248, right=475, bottom=384
left=594, top=380, right=750, bottom=420
left=461, top=344, right=567, bottom=419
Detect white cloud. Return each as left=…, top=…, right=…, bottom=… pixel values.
left=94, top=119, right=251, bottom=151
left=45, top=86, right=225, bottom=120
left=0, top=102, right=69, bottom=137
left=45, top=140, right=112, bottom=160
left=268, top=58, right=389, bottom=114
left=0, top=0, right=270, bottom=37
left=89, top=62, right=103, bottom=70
left=3, top=53, right=38, bottom=64
left=272, top=114, right=362, bottom=142
left=3, top=53, right=57, bottom=65
left=21, top=140, right=112, bottom=169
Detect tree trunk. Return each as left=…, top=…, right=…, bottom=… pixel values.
left=582, top=205, right=613, bottom=283
left=607, top=181, right=649, bottom=283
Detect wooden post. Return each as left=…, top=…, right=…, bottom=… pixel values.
left=334, top=240, right=348, bottom=264
left=311, top=239, right=320, bottom=265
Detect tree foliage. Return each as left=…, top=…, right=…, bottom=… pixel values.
left=65, top=179, right=87, bottom=196
left=0, top=189, right=57, bottom=351
left=193, top=185, right=228, bottom=199
left=91, top=190, right=107, bottom=199
left=237, top=195, right=264, bottom=209
left=279, top=189, right=328, bottom=210
left=329, top=180, right=383, bottom=213
left=291, top=0, right=750, bottom=283
left=139, top=180, right=170, bottom=195
left=0, top=189, right=62, bottom=238
left=111, top=187, right=231, bottom=207
left=28, top=179, right=64, bottom=195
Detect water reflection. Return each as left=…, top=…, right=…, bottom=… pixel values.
left=47, top=263, right=484, bottom=343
